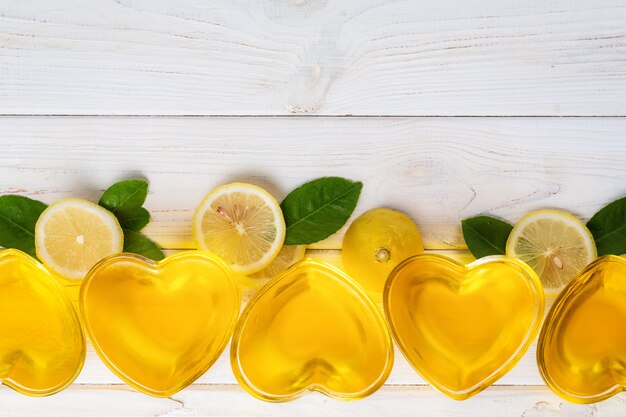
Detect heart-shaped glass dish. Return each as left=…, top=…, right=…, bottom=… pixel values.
left=231, top=259, right=393, bottom=402
left=80, top=251, right=240, bottom=397
left=0, top=249, right=85, bottom=396
left=384, top=254, right=544, bottom=400
left=538, top=254, right=626, bottom=404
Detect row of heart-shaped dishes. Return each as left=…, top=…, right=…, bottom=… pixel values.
left=1, top=248, right=624, bottom=404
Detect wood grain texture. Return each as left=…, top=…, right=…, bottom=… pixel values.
left=3, top=116, right=626, bottom=250
left=3, top=0, right=626, bottom=414
left=1, top=385, right=623, bottom=417
left=2, top=116, right=625, bottom=412
left=1, top=0, right=625, bottom=116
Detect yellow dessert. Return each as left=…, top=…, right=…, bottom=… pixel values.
left=80, top=251, right=240, bottom=397
left=384, top=254, right=543, bottom=400
left=0, top=249, right=85, bottom=396
left=538, top=255, right=626, bottom=403
left=231, top=259, right=393, bottom=402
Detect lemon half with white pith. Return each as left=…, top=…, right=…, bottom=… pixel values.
left=506, top=209, right=596, bottom=288
left=249, top=244, right=306, bottom=280
left=193, top=183, right=286, bottom=274
left=35, top=198, right=124, bottom=280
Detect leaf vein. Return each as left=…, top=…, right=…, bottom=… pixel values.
left=285, top=184, right=361, bottom=232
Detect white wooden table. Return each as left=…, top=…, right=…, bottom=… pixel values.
left=1, top=1, right=626, bottom=416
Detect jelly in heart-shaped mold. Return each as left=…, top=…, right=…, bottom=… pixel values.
left=384, top=254, right=544, bottom=400
left=231, top=259, right=393, bottom=402
left=80, top=251, right=240, bottom=397
left=0, top=249, right=85, bottom=396
left=538, top=255, right=626, bottom=404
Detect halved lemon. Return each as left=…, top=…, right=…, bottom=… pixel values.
left=35, top=198, right=124, bottom=280
left=193, top=183, right=286, bottom=274
left=506, top=209, right=596, bottom=288
left=249, top=244, right=306, bottom=280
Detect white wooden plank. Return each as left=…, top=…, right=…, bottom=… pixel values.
left=1, top=1, right=625, bottom=116
left=3, top=116, right=626, bottom=249
left=0, top=385, right=623, bottom=417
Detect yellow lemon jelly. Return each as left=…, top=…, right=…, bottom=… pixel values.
left=0, top=249, right=85, bottom=396
left=384, top=254, right=544, bottom=400
left=538, top=255, right=626, bottom=403
left=80, top=251, right=240, bottom=397
left=231, top=259, right=394, bottom=402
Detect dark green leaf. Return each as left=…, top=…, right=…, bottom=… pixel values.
left=120, top=207, right=150, bottom=232
left=462, top=215, right=513, bottom=259
left=123, top=229, right=165, bottom=261
left=99, top=180, right=148, bottom=228
left=587, top=196, right=626, bottom=256
left=0, top=195, right=47, bottom=258
left=281, top=177, right=362, bottom=245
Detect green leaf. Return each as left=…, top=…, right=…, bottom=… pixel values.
left=101, top=180, right=160, bottom=259
left=281, top=177, right=362, bottom=245
left=587, top=196, right=626, bottom=256
left=123, top=229, right=165, bottom=261
left=461, top=215, right=513, bottom=259
left=99, top=180, right=149, bottom=230
left=120, top=207, right=150, bottom=232
left=0, top=195, right=47, bottom=259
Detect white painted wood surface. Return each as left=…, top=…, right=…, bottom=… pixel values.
left=2, top=119, right=626, bottom=416
left=3, top=117, right=626, bottom=250
left=2, top=0, right=626, bottom=416
left=1, top=0, right=626, bottom=115
left=2, top=386, right=625, bottom=417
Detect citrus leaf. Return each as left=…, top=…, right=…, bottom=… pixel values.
left=462, top=215, right=513, bottom=258
left=99, top=180, right=148, bottom=228
left=0, top=195, right=47, bottom=259
left=123, top=229, right=164, bottom=261
left=587, top=196, right=626, bottom=256
left=281, top=177, right=362, bottom=245
left=120, top=207, right=150, bottom=232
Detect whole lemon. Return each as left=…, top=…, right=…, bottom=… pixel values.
left=342, top=208, right=423, bottom=293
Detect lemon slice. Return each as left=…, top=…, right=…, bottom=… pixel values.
left=35, top=198, right=124, bottom=280
left=342, top=208, right=424, bottom=293
left=193, top=183, right=286, bottom=274
left=249, top=245, right=306, bottom=280
left=506, top=209, right=596, bottom=288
